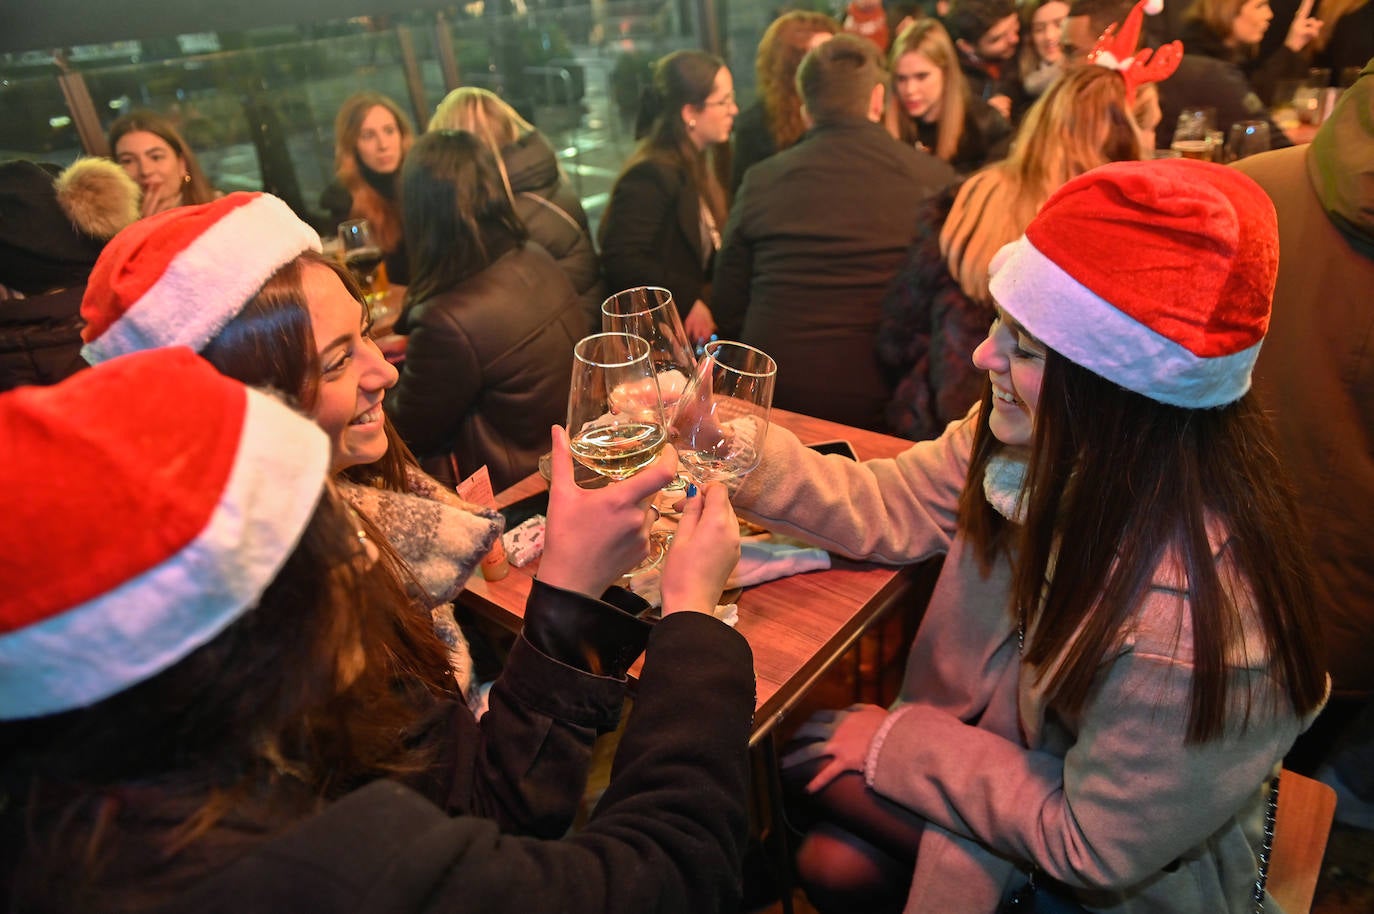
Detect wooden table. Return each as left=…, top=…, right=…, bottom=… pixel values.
left=458, top=407, right=928, bottom=746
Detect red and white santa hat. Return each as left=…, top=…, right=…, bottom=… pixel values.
left=80, top=192, right=321, bottom=364
left=988, top=158, right=1278, bottom=408
left=0, top=347, right=330, bottom=720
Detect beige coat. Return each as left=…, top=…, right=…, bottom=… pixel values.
left=733, top=412, right=1318, bottom=913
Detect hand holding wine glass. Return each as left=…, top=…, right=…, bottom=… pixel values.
left=540, top=424, right=678, bottom=598
left=660, top=483, right=740, bottom=616
left=672, top=340, right=776, bottom=488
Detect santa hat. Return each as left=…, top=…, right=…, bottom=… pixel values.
left=80, top=192, right=321, bottom=365
left=988, top=158, right=1277, bottom=408
left=0, top=347, right=330, bottom=720
left=0, top=158, right=140, bottom=296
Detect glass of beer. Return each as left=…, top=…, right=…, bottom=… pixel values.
left=1170, top=107, right=1216, bottom=161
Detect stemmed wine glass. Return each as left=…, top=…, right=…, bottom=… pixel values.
left=601, top=286, right=697, bottom=502
left=672, top=340, right=776, bottom=489
left=566, top=332, right=671, bottom=571
left=338, top=218, right=388, bottom=314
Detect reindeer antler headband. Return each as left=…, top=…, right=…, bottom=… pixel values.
left=1088, top=0, right=1183, bottom=104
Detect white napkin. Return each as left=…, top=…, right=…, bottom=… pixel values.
left=624, top=533, right=831, bottom=614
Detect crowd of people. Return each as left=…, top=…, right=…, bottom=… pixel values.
left=1, top=0, right=1371, bottom=911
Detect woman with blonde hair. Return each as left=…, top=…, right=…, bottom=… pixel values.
left=322, top=92, right=415, bottom=283
left=730, top=10, right=840, bottom=191
left=429, top=87, right=603, bottom=329
left=885, top=19, right=1011, bottom=174
left=878, top=58, right=1172, bottom=440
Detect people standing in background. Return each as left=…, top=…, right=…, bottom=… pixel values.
left=1178, top=0, right=1322, bottom=105
left=1016, top=0, right=1072, bottom=110
left=730, top=10, right=840, bottom=193
left=885, top=19, right=1013, bottom=174
left=428, top=87, right=604, bottom=331
left=321, top=92, right=414, bottom=285
left=108, top=109, right=216, bottom=218
left=942, top=0, right=1022, bottom=119
left=713, top=34, right=954, bottom=431
left=391, top=131, right=585, bottom=492
left=599, top=50, right=736, bottom=346
left=879, top=58, right=1172, bottom=440
left=0, top=158, right=139, bottom=391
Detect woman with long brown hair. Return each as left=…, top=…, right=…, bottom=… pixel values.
left=0, top=346, right=752, bottom=914
left=108, top=109, right=216, bottom=217
left=879, top=59, right=1169, bottom=441
left=732, top=159, right=1328, bottom=913
left=1180, top=0, right=1322, bottom=103
left=78, top=192, right=503, bottom=704
left=599, top=50, right=737, bottom=346
left=730, top=10, right=840, bottom=192
left=322, top=91, right=415, bottom=283
left=884, top=19, right=1011, bottom=174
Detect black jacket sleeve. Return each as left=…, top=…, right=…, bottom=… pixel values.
left=180, top=613, right=755, bottom=914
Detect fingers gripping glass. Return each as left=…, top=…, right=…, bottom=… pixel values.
left=566, top=332, right=670, bottom=574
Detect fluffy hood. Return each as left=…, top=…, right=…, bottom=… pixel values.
left=1307, top=59, right=1374, bottom=258
left=55, top=158, right=141, bottom=240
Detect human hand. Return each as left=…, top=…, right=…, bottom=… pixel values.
left=539, top=424, right=677, bottom=597
left=780, top=704, right=889, bottom=793
left=1285, top=0, right=1322, bottom=52
left=988, top=94, right=1013, bottom=121
left=660, top=483, right=740, bottom=615
left=683, top=299, right=716, bottom=345
left=140, top=179, right=181, bottom=218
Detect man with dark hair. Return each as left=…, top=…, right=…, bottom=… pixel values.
left=713, top=35, right=955, bottom=431
left=943, top=0, right=1021, bottom=119
left=1064, top=0, right=1290, bottom=150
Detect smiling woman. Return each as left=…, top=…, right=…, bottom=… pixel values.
left=77, top=191, right=503, bottom=704
left=107, top=109, right=216, bottom=218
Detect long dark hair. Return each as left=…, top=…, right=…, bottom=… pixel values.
left=200, top=251, right=415, bottom=492
left=401, top=130, right=528, bottom=308
left=627, top=49, right=730, bottom=229
left=957, top=354, right=1327, bottom=743
left=1, top=491, right=455, bottom=910
left=107, top=109, right=215, bottom=206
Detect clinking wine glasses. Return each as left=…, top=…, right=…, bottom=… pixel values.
left=672, top=340, right=777, bottom=488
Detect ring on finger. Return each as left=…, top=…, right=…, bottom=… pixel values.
left=648, top=504, right=662, bottom=523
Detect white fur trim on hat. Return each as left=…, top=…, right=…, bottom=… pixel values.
left=988, top=238, right=1261, bottom=409
left=0, top=387, right=329, bottom=720
left=81, top=194, right=321, bottom=365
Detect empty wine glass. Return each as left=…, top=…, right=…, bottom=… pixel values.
left=672, top=340, right=776, bottom=488
left=602, top=286, right=697, bottom=504
left=1226, top=120, right=1271, bottom=162
left=566, top=332, right=670, bottom=572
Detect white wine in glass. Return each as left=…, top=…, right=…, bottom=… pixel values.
left=673, top=340, right=776, bottom=487
left=567, top=333, right=668, bottom=481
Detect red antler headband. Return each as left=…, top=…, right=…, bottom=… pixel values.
left=1088, top=0, right=1183, bottom=104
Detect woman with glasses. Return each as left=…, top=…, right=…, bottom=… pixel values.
left=599, top=50, right=737, bottom=347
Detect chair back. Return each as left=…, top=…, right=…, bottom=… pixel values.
left=1266, top=768, right=1337, bottom=914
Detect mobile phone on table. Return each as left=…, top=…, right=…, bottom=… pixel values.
left=807, top=439, right=859, bottom=461
left=499, top=490, right=550, bottom=530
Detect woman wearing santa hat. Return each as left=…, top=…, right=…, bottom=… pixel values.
left=727, top=157, right=1328, bottom=912
left=0, top=348, right=751, bottom=913
left=78, top=193, right=504, bottom=711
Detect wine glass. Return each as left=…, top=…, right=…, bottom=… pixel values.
left=602, top=286, right=697, bottom=503
left=1226, top=120, right=1271, bottom=162
left=338, top=218, right=388, bottom=311
left=566, top=332, right=671, bottom=571
left=672, top=340, right=776, bottom=489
